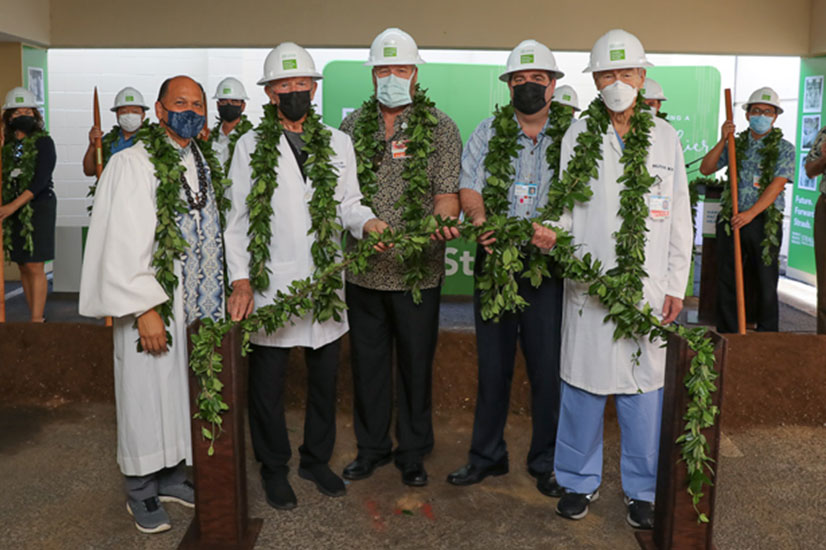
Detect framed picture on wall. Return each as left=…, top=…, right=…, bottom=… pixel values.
left=798, top=157, right=818, bottom=191
left=27, top=67, right=45, bottom=104
left=801, top=114, right=821, bottom=150
left=803, top=75, right=824, bottom=114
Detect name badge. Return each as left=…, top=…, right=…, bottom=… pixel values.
left=649, top=195, right=670, bottom=220
left=392, top=140, right=409, bottom=159
left=753, top=175, right=761, bottom=189
left=514, top=182, right=538, bottom=204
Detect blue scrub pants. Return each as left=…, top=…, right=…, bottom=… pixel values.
left=553, top=381, right=663, bottom=502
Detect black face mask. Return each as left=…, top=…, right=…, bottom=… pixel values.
left=218, top=104, right=243, bottom=123
left=10, top=115, right=37, bottom=134
left=277, top=90, right=312, bottom=122
left=512, top=82, right=548, bottom=115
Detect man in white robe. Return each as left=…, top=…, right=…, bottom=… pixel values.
left=223, top=42, right=387, bottom=511
left=80, top=75, right=224, bottom=534
left=550, top=30, right=693, bottom=530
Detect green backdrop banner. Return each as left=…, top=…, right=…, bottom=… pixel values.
left=322, top=62, right=721, bottom=295
left=787, top=56, right=826, bottom=284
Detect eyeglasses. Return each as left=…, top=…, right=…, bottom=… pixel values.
left=748, top=107, right=776, bottom=116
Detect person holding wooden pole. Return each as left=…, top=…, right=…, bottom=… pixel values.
left=700, top=87, right=795, bottom=333
left=1, top=87, right=57, bottom=323
left=82, top=87, right=149, bottom=177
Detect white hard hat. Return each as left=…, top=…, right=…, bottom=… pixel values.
left=214, top=77, right=249, bottom=100
left=257, top=42, right=323, bottom=85
left=365, top=27, right=425, bottom=66
left=743, top=87, right=783, bottom=114
left=3, top=87, right=37, bottom=110
left=111, top=87, right=149, bottom=112
left=642, top=78, right=667, bottom=101
left=553, top=85, right=580, bottom=111
left=499, top=39, right=564, bottom=82
left=583, top=29, right=653, bottom=73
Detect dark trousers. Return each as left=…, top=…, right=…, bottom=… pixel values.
left=815, top=194, right=826, bottom=334
left=716, top=213, right=781, bottom=333
left=469, top=249, right=563, bottom=474
left=248, top=340, right=340, bottom=480
left=345, top=282, right=439, bottom=465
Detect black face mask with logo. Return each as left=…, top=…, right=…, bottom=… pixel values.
left=512, top=82, right=548, bottom=115
left=218, top=104, right=243, bottom=123
left=277, top=91, right=311, bottom=122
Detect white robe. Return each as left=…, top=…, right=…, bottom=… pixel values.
left=556, top=116, right=693, bottom=395
left=79, top=141, right=212, bottom=476
left=212, top=129, right=231, bottom=168
left=224, top=125, right=375, bottom=349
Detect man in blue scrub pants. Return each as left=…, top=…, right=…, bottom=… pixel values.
left=551, top=29, right=694, bottom=530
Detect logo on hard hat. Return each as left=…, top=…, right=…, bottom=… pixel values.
left=520, top=53, right=535, bottom=64
left=15, top=96, right=24, bottom=103
left=383, top=46, right=397, bottom=58
left=126, top=95, right=134, bottom=101
left=223, top=88, right=231, bottom=94
left=282, top=58, right=298, bottom=70
left=762, top=93, right=771, bottom=100
left=563, top=94, right=571, bottom=101
left=609, top=49, right=626, bottom=61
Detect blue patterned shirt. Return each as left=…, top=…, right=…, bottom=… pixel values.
left=459, top=115, right=555, bottom=219
left=110, top=131, right=136, bottom=155
left=715, top=131, right=795, bottom=211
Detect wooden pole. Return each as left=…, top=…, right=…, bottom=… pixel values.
left=93, top=88, right=113, bottom=328
left=0, top=122, right=5, bottom=323
left=724, top=89, right=746, bottom=335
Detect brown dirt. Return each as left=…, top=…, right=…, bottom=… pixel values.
left=2, top=324, right=825, bottom=431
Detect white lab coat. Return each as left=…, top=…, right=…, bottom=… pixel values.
left=556, top=115, right=693, bottom=395
left=79, top=141, right=210, bottom=476
left=224, top=125, right=375, bottom=349
left=212, top=130, right=231, bottom=168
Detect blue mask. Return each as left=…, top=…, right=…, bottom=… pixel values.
left=748, top=115, right=773, bottom=135
left=376, top=74, right=413, bottom=108
left=164, top=107, right=206, bottom=139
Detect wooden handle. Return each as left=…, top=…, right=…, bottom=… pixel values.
left=724, top=89, right=746, bottom=335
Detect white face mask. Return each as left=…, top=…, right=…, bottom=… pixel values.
left=600, top=80, right=638, bottom=112
left=118, top=113, right=142, bottom=133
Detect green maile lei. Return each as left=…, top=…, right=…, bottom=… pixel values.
left=474, top=101, right=574, bottom=321
left=206, top=114, right=253, bottom=173
left=1, top=130, right=46, bottom=258
left=87, top=120, right=152, bottom=213
left=718, top=128, right=783, bottom=265
left=131, top=121, right=230, bottom=343
left=350, top=87, right=439, bottom=303
left=245, top=103, right=346, bottom=323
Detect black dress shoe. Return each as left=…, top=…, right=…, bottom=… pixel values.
left=536, top=471, right=564, bottom=498
left=298, top=464, right=346, bottom=497
left=263, top=475, right=297, bottom=511
left=446, top=460, right=508, bottom=486
left=342, top=454, right=392, bottom=481
left=399, top=463, right=428, bottom=487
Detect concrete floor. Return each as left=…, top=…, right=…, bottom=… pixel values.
left=1, top=404, right=825, bottom=550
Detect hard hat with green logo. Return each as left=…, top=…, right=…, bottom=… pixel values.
left=583, top=29, right=653, bottom=73
left=365, top=27, right=426, bottom=66
left=552, top=85, right=580, bottom=111
left=213, top=77, right=249, bottom=100
left=642, top=78, right=667, bottom=101
left=499, top=39, right=564, bottom=82
left=743, top=87, right=783, bottom=114
left=111, top=87, right=149, bottom=112
left=257, top=42, right=323, bottom=85
left=2, top=87, right=38, bottom=110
